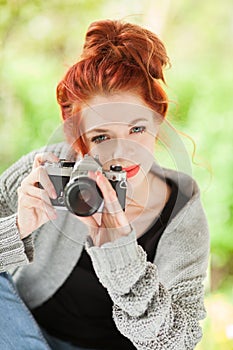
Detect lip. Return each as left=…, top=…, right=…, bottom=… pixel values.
left=122, top=165, right=140, bottom=178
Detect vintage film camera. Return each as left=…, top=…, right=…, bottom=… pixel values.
left=41, top=155, right=127, bottom=217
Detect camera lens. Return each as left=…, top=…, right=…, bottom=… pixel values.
left=64, top=177, right=103, bottom=217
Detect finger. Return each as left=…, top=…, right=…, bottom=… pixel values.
left=95, top=172, right=123, bottom=213
left=92, top=212, right=102, bottom=226
left=19, top=185, right=52, bottom=207
left=88, top=171, right=122, bottom=214
left=88, top=171, right=117, bottom=202
left=33, top=152, right=59, bottom=169
left=101, top=210, right=130, bottom=229
left=22, top=166, right=57, bottom=199
left=19, top=195, right=57, bottom=219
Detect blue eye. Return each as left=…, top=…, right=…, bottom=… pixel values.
left=130, top=126, right=146, bottom=134
left=91, top=134, right=108, bottom=144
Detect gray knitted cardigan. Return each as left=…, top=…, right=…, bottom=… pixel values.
left=0, top=142, right=210, bottom=350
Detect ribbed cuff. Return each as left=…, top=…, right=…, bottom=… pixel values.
left=0, top=214, right=33, bottom=272
left=85, top=229, right=147, bottom=294
left=22, top=235, right=34, bottom=262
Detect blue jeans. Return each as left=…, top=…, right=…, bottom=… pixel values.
left=0, top=272, right=98, bottom=350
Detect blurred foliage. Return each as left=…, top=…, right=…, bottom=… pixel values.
left=0, top=0, right=233, bottom=349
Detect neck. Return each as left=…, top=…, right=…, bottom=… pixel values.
left=125, top=171, right=170, bottom=214
left=125, top=172, right=153, bottom=210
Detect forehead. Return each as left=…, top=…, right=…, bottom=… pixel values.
left=79, top=102, right=158, bottom=132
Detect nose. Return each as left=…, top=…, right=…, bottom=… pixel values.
left=111, top=138, right=135, bottom=160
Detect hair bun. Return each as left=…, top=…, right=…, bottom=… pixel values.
left=57, top=19, right=170, bottom=122
left=82, top=20, right=120, bottom=55
left=82, top=20, right=170, bottom=82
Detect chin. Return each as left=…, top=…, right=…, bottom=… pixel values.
left=127, top=170, right=147, bottom=188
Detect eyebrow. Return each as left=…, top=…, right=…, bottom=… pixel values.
left=85, top=118, right=149, bottom=135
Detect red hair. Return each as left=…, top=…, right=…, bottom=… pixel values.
left=56, top=19, right=170, bottom=153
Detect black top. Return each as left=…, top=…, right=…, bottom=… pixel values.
left=32, top=177, right=189, bottom=349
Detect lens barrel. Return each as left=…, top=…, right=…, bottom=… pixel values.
left=64, top=177, right=103, bottom=217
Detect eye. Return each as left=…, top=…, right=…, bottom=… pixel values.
left=91, top=134, right=109, bottom=144
left=130, top=126, right=146, bottom=134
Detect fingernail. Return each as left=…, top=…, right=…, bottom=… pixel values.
left=51, top=190, right=57, bottom=199
left=96, top=170, right=102, bottom=177
left=96, top=171, right=103, bottom=181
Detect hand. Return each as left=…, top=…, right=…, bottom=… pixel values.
left=17, top=152, right=59, bottom=239
left=76, top=171, right=131, bottom=247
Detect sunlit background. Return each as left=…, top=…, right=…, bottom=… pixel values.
left=0, top=1, right=233, bottom=348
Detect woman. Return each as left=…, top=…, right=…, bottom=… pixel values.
left=0, top=19, right=209, bottom=349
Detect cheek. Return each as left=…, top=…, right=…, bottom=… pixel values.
left=137, top=134, right=155, bottom=154
left=136, top=137, right=155, bottom=168
left=85, top=137, right=155, bottom=167
left=144, top=139, right=155, bottom=154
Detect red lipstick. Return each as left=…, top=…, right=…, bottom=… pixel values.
left=122, top=165, right=140, bottom=178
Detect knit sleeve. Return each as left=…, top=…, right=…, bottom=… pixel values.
left=0, top=153, right=35, bottom=272
left=85, top=218, right=209, bottom=350
left=0, top=142, right=73, bottom=272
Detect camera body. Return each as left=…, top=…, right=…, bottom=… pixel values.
left=42, top=155, right=127, bottom=217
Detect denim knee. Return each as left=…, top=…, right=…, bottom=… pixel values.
left=0, top=272, right=50, bottom=350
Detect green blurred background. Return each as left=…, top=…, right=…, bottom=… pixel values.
left=0, top=0, right=232, bottom=348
